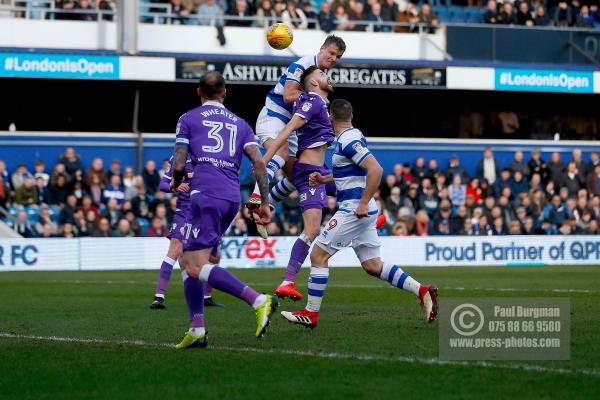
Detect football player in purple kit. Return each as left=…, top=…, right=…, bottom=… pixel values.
left=262, top=66, right=335, bottom=302
left=149, top=155, right=223, bottom=310
left=171, top=71, right=277, bottom=349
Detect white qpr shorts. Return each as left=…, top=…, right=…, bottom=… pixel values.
left=256, top=106, right=298, bottom=157
left=315, top=210, right=381, bottom=263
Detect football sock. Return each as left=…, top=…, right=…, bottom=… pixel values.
left=204, top=283, right=214, bottom=299
left=182, top=270, right=205, bottom=331
left=269, top=177, right=296, bottom=204
left=306, top=266, right=329, bottom=312
left=253, top=155, right=285, bottom=195
left=200, top=264, right=264, bottom=308
left=282, top=233, right=311, bottom=284
left=154, top=256, right=175, bottom=297
left=378, top=262, right=421, bottom=296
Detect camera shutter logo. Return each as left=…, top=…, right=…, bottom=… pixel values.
left=450, top=303, right=485, bottom=336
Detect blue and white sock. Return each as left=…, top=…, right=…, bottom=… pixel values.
left=306, top=266, right=329, bottom=312
left=269, top=177, right=296, bottom=203
left=379, top=262, right=420, bottom=296
left=266, top=155, right=285, bottom=182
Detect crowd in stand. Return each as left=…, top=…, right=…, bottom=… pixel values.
left=7, top=0, right=599, bottom=30
left=2, top=147, right=600, bottom=238
left=373, top=148, right=600, bottom=236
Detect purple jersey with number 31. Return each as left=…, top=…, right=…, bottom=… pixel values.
left=175, top=101, right=258, bottom=203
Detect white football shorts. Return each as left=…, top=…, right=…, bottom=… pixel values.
left=315, top=210, right=381, bottom=263
left=256, top=106, right=298, bottom=157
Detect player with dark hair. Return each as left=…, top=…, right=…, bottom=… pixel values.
left=281, top=99, right=438, bottom=328
left=149, top=154, right=223, bottom=310
left=262, top=66, right=335, bottom=301
left=246, top=35, right=346, bottom=238
left=172, top=71, right=277, bottom=349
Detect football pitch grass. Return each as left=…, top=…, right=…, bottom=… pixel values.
left=1, top=266, right=599, bottom=400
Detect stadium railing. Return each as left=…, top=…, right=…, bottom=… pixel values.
left=6, top=0, right=116, bottom=20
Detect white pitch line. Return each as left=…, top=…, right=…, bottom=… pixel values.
left=46, top=280, right=598, bottom=294
left=1, top=332, right=599, bottom=378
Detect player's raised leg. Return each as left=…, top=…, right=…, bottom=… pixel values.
left=366, top=256, right=438, bottom=323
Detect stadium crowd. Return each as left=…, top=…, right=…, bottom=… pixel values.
left=2, top=146, right=600, bottom=238
left=4, top=0, right=600, bottom=29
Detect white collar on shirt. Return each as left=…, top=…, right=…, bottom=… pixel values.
left=203, top=100, right=225, bottom=108
left=308, top=91, right=329, bottom=104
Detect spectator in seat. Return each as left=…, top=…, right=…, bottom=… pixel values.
left=587, top=151, right=600, bottom=175
left=445, top=155, right=468, bottom=183
left=411, top=156, right=427, bottom=183
left=131, top=185, right=151, bottom=220
left=394, top=2, right=417, bottom=33
left=508, top=151, right=529, bottom=176
left=86, top=157, right=108, bottom=187
left=11, top=164, right=32, bottom=191
left=35, top=177, right=50, bottom=205
left=492, top=216, right=506, bottom=235
left=114, top=219, right=135, bottom=237
left=198, top=0, right=224, bottom=26
left=13, top=177, right=37, bottom=206
left=59, top=147, right=83, bottom=178
left=334, top=5, right=353, bottom=31
left=415, top=210, right=430, bottom=236
left=499, top=2, right=518, bottom=25
left=591, top=4, right=600, bottom=24
left=103, top=198, right=123, bottom=229
left=301, top=1, right=318, bottom=29
left=13, top=210, right=36, bottom=238
left=516, top=1, right=534, bottom=26
left=60, top=222, right=77, bottom=238
left=257, top=0, right=277, bottom=27
left=142, top=160, right=161, bottom=195
left=92, top=217, right=113, bottom=237
left=585, top=163, right=600, bottom=195
left=282, top=1, right=308, bottom=29
left=419, top=185, right=439, bottom=219
left=34, top=160, right=50, bottom=187
left=35, top=205, right=58, bottom=236
left=451, top=205, right=468, bottom=234
left=548, top=152, right=565, bottom=186
left=461, top=217, right=475, bottom=235
left=107, top=160, right=123, bottom=181
left=510, top=170, right=529, bottom=196
left=413, top=3, right=438, bottom=33
left=385, top=187, right=402, bottom=217
left=448, top=174, right=466, bottom=206
left=508, top=220, right=522, bottom=235
left=170, top=0, right=191, bottom=24
left=348, top=1, right=368, bottom=32
left=49, top=174, right=70, bottom=206
left=425, top=159, right=439, bottom=181
left=466, top=178, right=483, bottom=204
left=147, top=216, right=168, bottom=237
left=484, top=0, right=499, bottom=24
left=559, top=161, right=584, bottom=196
left=477, top=147, right=500, bottom=185
left=432, top=200, right=453, bottom=235
left=381, top=0, right=398, bottom=25
left=534, top=5, right=551, bottom=26
left=553, top=1, right=574, bottom=27
left=317, top=1, right=336, bottom=32
left=75, top=0, right=96, bottom=21
left=571, top=149, right=587, bottom=180
left=103, top=174, right=125, bottom=205
left=545, top=194, right=568, bottom=228
left=367, top=2, right=389, bottom=32
left=228, top=0, right=253, bottom=26
left=528, top=150, right=549, bottom=183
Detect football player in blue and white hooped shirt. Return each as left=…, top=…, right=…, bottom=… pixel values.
left=246, top=35, right=346, bottom=238
left=280, top=99, right=439, bottom=329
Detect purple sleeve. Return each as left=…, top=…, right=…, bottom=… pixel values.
left=158, top=161, right=174, bottom=192
left=175, top=114, right=191, bottom=147
left=241, top=122, right=258, bottom=150
left=293, top=96, right=320, bottom=121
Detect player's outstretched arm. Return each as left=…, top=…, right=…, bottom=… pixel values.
left=245, top=144, right=272, bottom=225
left=283, top=81, right=302, bottom=105
left=262, top=115, right=306, bottom=164
left=172, top=144, right=188, bottom=189
left=356, top=155, right=383, bottom=217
